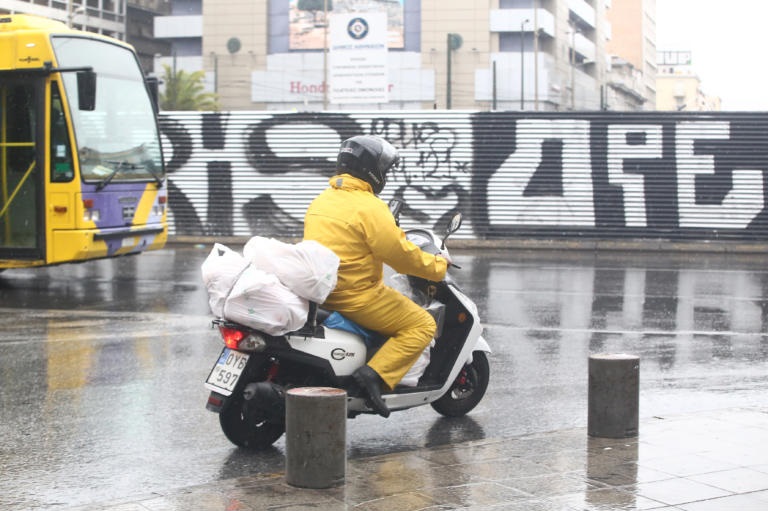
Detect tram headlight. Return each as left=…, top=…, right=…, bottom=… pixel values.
left=83, top=208, right=100, bottom=221
left=82, top=198, right=100, bottom=222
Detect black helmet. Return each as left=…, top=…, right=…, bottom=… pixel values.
left=337, top=135, right=399, bottom=194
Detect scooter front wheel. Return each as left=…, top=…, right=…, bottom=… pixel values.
left=430, top=351, right=489, bottom=417
left=219, top=396, right=285, bottom=449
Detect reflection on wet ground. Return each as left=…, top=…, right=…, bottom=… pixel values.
left=65, top=408, right=768, bottom=511
left=0, top=247, right=209, bottom=314
left=1, top=246, right=767, bottom=509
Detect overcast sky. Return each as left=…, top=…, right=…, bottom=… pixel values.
left=656, top=0, right=768, bottom=111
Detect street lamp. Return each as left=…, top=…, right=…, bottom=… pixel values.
left=520, top=19, right=529, bottom=110
left=533, top=0, right=539, bottom=110
left=210, top=52, right=218, bottom=93
left=323, top=0, right=329, bottom=110
left=446, top=33, right=463, bottom=109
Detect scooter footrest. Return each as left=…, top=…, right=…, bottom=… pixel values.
left=391, top=383, right=442, bottom=395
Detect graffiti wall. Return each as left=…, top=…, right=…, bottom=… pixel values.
left=159, top=111, right=768, bottom=242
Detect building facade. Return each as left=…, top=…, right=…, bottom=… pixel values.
left=2, top=0, right=128, bottom=40
left=127, top=0, right=171, bottom=73
left=604, top=0, right=655, bottom=110
left=157, top=0, right=628, bottom=111
left=606, top=0, right=656, bottom=110
left=656, top=50, right=721, bottom=111
left=2, top=0, right=167, bottom=74
left=153, top=0, right=203, bottom=78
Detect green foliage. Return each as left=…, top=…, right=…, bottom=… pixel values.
left=159, top=64, right=219, bottom=112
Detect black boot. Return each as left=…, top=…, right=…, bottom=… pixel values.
left=352, top=366, right=390, bottom=418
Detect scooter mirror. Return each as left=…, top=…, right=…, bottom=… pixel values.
left=446, top=212, right=463, bottom=236
left=76, top=69, right=97, bottom=111
left=441, top=212, right=463, bottom=249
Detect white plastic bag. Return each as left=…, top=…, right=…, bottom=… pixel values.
left=400, top=340, right=434, bottom=387
left=388, top=273, right=430, bottom=307
left=243, top=236, right=339, bottom=303
left=223, top=266, right=309, bottom=336
left=201, top=243, right=309, bottom=335
left=201, top=243, right=249, bottom=317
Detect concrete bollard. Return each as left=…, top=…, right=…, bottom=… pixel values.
left=588, top=354, right=639, bottom=438
left=285, top=387, right=347, bottom=488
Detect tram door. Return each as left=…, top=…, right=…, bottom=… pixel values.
left=0, top=79, right=43, bottom=260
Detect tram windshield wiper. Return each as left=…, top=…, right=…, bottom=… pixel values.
left=95, top=160, right=128, bottom=191
left=96, top=159, right=163, bottom=190
left=143, top=159, right=164, bottom=188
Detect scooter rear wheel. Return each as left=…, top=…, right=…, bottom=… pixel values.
left=430, top=351, right=489, bottom=417
left=219, top=396, right=285, bottom=449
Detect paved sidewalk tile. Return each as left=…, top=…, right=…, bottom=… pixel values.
left=65, top=408, right=768, bottom=511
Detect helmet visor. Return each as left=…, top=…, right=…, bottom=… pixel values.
left=377, top=140, right=400, bottom=176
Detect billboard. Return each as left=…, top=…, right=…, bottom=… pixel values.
left=289, top=0, right=404, bottom=50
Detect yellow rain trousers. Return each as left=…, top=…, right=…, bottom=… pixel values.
left=304, top=174, right=448, bottom=389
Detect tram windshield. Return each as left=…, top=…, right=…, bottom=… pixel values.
left=53, top=36, right=164, bottom=188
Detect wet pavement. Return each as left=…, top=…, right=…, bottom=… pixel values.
left=64, top=407, right=768, bottom=510
left=1, top=244, right=768, bottom=509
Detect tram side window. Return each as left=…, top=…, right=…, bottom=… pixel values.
left=50, top=82, right=74, bottom=182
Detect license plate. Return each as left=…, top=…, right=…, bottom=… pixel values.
left=205, top=348, right=250, bottom=396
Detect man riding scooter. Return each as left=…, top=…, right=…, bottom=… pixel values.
left=303, top=135, right=451, bottom=417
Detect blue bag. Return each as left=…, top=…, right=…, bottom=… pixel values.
left=323, top=312, right=386, bottom=348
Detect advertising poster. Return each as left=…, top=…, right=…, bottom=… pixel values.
left=329, top=12, right=388, bottom=104
left=289, top=0, right=404, bottom=50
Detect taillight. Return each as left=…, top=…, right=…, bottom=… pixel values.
left=218, top=325, right=267, bottom=352
left=219, top=326, right=245, bottom=349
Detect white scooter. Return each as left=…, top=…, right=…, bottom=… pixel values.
left=203, top=200, right=491, bottom=449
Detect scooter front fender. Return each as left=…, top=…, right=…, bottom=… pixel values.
left=474, top=335, right=491, bottom=354
left=461, top=335, right=491, bottom=365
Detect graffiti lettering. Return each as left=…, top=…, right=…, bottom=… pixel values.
left=676, top=121, right=764, bottom=229
left=487, top=118, right=595, bottom=227
left=159, top=111, right=768, bottom=242
left=370, top=118, right=467, bottom=181
left=607, top=124, right=663, bottom=228
left=242, top=113, right=365, bottom=236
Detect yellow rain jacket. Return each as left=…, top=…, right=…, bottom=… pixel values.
left=304, top=174, right=449, bottom=388
left=304, top=174, right=448, bottom=309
